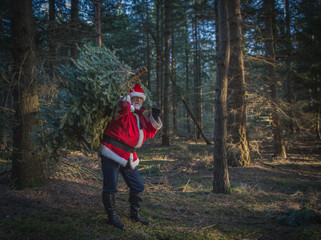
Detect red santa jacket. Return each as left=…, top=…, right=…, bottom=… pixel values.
left=99, top=96, right=162, bottom=169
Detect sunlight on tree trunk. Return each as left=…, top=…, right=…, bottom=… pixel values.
left=227, top=0, right=251, bottom=167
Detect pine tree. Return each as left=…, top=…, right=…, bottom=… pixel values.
left=42, top=43, right=150, bottom=154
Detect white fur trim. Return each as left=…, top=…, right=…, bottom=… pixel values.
left=99, top=144, right=128, bottom=167
left=128, top=153, right=140, bottom=170
left=133, top=113, right=144, bottom=148
left=130, top=105, right=135, bottom=112
left=120, top=95, right=131, bottom=102
left=150, top=115, right=163, bottom=130
left=135, top=129, right=144, bottom=148
left=130, top=92, right=146, bottom=101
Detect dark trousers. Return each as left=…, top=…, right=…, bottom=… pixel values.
left=101, top=155, right=144, bottom=194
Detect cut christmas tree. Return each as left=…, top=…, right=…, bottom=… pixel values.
left=41, top=43, right=149, bottom=155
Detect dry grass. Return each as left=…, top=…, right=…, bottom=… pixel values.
left=0, top=138, right=321, bottom=239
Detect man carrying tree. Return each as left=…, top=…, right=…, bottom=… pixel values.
left=99, top=83, right=162, bottom=230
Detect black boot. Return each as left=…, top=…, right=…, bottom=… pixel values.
left=102, top=192, right=126, bottom=231
left=129, top=192, right=150, bottom=226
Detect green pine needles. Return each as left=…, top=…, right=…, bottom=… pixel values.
left=41, top=43, right=149, bottom=155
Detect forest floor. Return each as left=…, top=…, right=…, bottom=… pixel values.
left=0, top=137, right=321, bottom=240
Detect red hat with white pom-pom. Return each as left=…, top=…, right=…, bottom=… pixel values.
left=129, top=83, right=146, bottom=102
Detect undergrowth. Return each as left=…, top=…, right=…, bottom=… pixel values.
left=0, top=138, right=320, bottom=239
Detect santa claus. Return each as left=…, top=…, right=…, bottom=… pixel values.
left=99, top=83, right=162, bottom=230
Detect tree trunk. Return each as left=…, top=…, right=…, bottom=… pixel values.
left=317, top=106, right=321, bottom=140
left=143, top=0, right=151, bottom=88
left=11, top=0, right=45, bottom=188
left=146, top=31, right=151, bottom=87
left=171, top=33, right=178, bottom=134
left=184, top=10, right=191, bottom=134
left=162, top=0, right=170, bottom=146
left=193, top=0, right=203, bottom=140
left=227, top=0, right=251, bottom=167
left=155, top=0, right=161, bottom=106
left=263, top=0, right=287, bottom=158
left=95, top=0, right=102, bottom=47
left=49, top=0, right=56, bottom=78
left=285, top=0, right=295, bottom=135
left=148, top=20, right=211, bottom=145
left=71, top=0, right=79, bottom=59
left=213, top=0, right=231, bottom=194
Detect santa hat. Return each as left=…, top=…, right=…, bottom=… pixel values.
left=129, top=83, right=146, bottom=101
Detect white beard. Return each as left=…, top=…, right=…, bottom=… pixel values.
left=132, top=102, right=142, bottom=110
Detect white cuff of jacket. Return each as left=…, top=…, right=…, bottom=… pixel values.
left=150, top=115, right=163, bottom=130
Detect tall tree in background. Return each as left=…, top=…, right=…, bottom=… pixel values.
left=213, top=0, right=230, bottom=194
left=49, top=0, right=56, bottom=77
left=183, top=1, right=192, bottom=134
left=155, top=0, right=162, bottom=107
left=144, top=0, right=151, bottom=88
left=284, top=0, right=295, bottom=135
left=184, top=13, right=192, bottom=134
left=71, top=0, right=79, bottom=59
left=162, top=0, right=170, bottom=146
left=294, top=0, right=321, bottom=140
left=11, top=0, right=45, bottom=187
left=95, top=0, right=102, bottom=47
left=171, top=32, right=178, bottom=134
left=193, top=0, right=203, bottom=139
left=263, top=0, right=287, bottom=158
left=227, top=0, right=251, bottom=166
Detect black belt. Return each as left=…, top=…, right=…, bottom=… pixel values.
left=102, top=135, right=136, bottom=153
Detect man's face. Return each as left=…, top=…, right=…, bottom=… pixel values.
left=131, top=96, right=144, bottom=110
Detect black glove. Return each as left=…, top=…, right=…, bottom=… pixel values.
left=152, top=105, right=161, bottom=119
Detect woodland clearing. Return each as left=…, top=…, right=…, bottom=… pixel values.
left=0, top=137, right=320, bottom=240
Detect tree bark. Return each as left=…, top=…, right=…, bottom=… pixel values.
left=193, top=0, right=203, bottom=140
left=317, top=106, right=321, bottom=140
left=285, top=0, right=295, bottom=134
left=49, top=0, right=56, bottom=78
left=227, top=0, right=251, bottom=167
left=71, top=0, right=79, bottom=59
left=184, top=8, right=191, bottom=134
left=146, top=31, right=151, bottom=88
left=95, top=0, right=102, bottom=47
left=142, top=0, right=151, bottom=88
left=155, top=0, right=161, bottom=107
left=213, top=0, right=231, bottom=194
left=162, top=0, right=170, bottom=146
left=11, top=0, right=45, bottom=188
left=171, top=33, right=178, bottom=134
left=263, top=0, right=287, bottom=158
